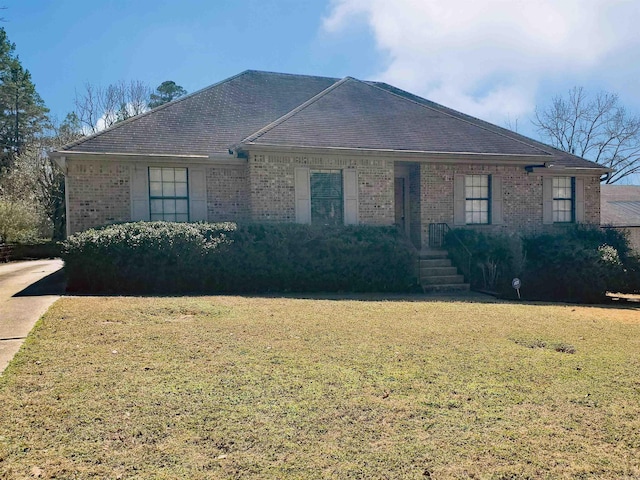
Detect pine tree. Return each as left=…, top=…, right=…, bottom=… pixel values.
left=0, top=28, right=49, bottom=169
left=148, top=81, right=187, bottom=109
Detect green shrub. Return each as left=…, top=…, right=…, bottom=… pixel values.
left=9, top=241, right=61, bottom=260
left=522, top=225, right=638, bottom=303
left=0, top=198, right=40, bottom=243
left=62, top=222, right=417, bottom=294
left=444, top=229, right=522, bottom=293
left=445, top=225, right=639, bottom=302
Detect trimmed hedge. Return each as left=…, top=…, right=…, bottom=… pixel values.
left=8, top=241, right=62, bottom=260
left=446, top=225, right=640, bottom=303
left=522, top=226, right=640, bottom=303
left=62, top=222, right=417, bottom=294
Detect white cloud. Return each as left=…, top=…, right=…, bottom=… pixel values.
left=323, top=0, right=640, bottom=125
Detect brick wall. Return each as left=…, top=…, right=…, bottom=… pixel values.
left=64, top=155, right=602, bottom=247
left=206, top=165, right=249, bottom=221
left=583, top=175, right=601, bottom=224
left=66, top=159, right=131, bottom=234
left=247, top=152, right=395, bottom=225
left=419, top=163, right=601, bottom=248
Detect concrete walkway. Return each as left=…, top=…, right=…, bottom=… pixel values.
left=0, top=259, right=65, bottom=374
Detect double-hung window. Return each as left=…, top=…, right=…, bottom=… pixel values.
left=149, top=167, right=189, bottom=222
left=310, top=169, right=343, bottom=225
left=552, top=176, right=574, bottom=223
left=465, top=174, right=490, bottom=224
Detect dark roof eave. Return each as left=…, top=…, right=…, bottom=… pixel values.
left=602, top=222, right=640, bottom=228
left=50, top=150, right=209, bottom=159
left=526, top=165, right=612, bottom=176
left=48, top=150, right=246, bottom=165
left=236, top=142, right=556, bottom=163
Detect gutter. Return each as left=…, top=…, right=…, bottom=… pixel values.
left=47, top=150, right=246, bottom=166
left=525, top=163, right=611, bottom=177
left=234, top=143, right=553, bottom=165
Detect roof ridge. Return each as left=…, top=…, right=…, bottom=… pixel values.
left=60, top=70, right=253, bottom=151
left=365, top=81, right=554, bottom=158
left=243, top=69, right=340, bottom=82
left=237, top=76, right=352, bottom=147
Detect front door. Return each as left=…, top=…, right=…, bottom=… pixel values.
left=394, top=177, right=406, bottom=232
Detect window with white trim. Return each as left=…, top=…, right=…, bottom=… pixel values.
left=465, top=174, right=490, bottom=224
left=149, top=167, right=189, bottom=222
left=553, top=176, right=574, bottom=223
left=310, top=169, right=343, bottom=225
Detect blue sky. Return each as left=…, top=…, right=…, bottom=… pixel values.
left=5, top=0, right=640, bottom=141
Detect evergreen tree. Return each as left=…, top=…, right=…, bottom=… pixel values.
left=0, top=28, right=49, bottom=169
left=148, top=80, right=187, bottom=109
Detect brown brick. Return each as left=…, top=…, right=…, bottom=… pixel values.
left=66, top=160, right=131, bottom=234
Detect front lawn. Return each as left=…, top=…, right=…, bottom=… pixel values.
left=1, top=296, right=639, bottom=479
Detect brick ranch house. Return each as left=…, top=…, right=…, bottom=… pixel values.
left=50, top=70, right=608, bottom=251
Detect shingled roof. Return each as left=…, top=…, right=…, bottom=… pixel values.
left=601, top=185, right=640, bottom=227
left=58, top=70, right=603, bottom=169
left=61, top=71, right=338, bottom=156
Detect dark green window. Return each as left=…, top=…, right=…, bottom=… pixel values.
left=149, top=167, right=189, bottom=222
left=310, top=170, right=343, bottom=225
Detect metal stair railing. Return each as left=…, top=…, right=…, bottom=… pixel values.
left=428, top=223, right=472, bottom=281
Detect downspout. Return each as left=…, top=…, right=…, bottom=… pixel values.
left=600, top=171, right=611, bottom=183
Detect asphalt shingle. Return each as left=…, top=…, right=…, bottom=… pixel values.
left=64, top=71, right=338, bottom=155
left=60, top=70, right=605, bottom=171
left=244, top=77, right=548, bottom=155
left=601, top=185, right=640, bottom=226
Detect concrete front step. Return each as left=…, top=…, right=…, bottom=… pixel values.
left=423, top=283, right=470, bottom=293
left=418, top=249, right=449, bottom=259
left=417, top=248, right=470, bottom=293
left=419, top=258, right=452, bottom=268
left=420, top=266, right=458, bottom=276
left=422, top=274, right=466, bottom=285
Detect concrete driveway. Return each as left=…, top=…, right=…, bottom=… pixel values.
left=0, top=259, right=65, bottom=374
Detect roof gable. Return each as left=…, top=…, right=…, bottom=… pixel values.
left=63, top=70, right=338, bottom=156
left=241, top=77, right=548, bottom=156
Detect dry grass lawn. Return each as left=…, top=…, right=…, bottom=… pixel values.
left=1, top=295, right=639, bottom=479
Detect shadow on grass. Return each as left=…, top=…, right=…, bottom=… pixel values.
left=59, top=280, right=640, bottom=311
left=52, top=264, right=640, bottom=309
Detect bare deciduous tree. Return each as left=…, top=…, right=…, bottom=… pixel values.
left=0, top=113, right=83, bottom=240
left=74, top=80, right=151, bottom=134
left=533, top=87, right=640, bottom=184
left=73, top=82, right=101, bottom=134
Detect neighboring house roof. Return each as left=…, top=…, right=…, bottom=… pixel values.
left=601, top=185, right=640, bottom=227
left=56, top=70, right=603, bottom=170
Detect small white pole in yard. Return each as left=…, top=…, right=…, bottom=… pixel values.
left=512, top=278, right=521, bottom=300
